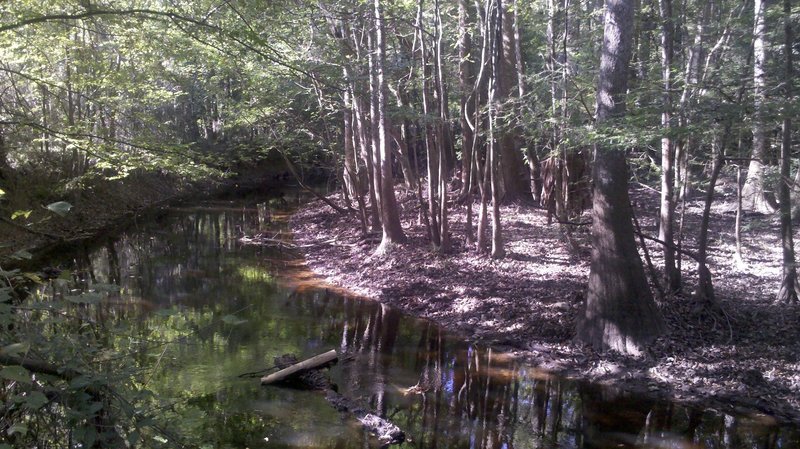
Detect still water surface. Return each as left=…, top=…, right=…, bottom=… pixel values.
left=53, top=198, right=799, bottom=449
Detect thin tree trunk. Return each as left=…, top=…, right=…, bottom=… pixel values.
left=490, top=0, right=506, bottom=258
left=777, top=0, right=798, bottom=302
left=418, top=0, right=442, bottom=249
left=459, top=0, right=475, bottom=198
left=434, top=0, right=451, bottom=252
left=659, top=0, right=679, bottom=293
left=344, top=87, right=368, bottom=233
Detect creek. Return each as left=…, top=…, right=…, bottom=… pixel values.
left=41, top=195, right=800, bottom=449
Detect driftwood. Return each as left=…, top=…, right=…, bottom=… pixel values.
left=260, top=349, right=338, bottom=385
left=257, top=350, right=406, bottom=446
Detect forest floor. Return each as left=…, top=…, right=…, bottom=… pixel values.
left=290, top=173, right=800, bottom=425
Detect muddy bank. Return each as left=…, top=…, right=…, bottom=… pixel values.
left=290, top=185, right=800, bottom=424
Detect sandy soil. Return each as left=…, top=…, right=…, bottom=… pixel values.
left=290, top=177, right=800, bottom=425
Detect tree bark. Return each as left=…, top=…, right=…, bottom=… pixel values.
left=576, top=0, right=665, bottom=354
left=497, top=0, right=528, bottom=203
left=459, top=0, right=475, bottom=198
left=373, top=0, right=406, bottom=254
left=741, top=0, right=777, bottom=214
left=418, top=0, right=442, bottom=250
left=659, top=0, right=679, bottom=293
left=777, top=0, right=798, bottom=303
left=490, top=0, right=506, bottom=258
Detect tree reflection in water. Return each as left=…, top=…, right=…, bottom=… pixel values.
left=45, top=202, right=799, bottom=449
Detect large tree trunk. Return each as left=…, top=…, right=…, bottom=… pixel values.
left=576, top=0, right=665, bottom=355
left=497, top=0, right=528, bottom=203
left=741, top=0, right=777, bottom=214
left=777, top=0, right=798, bottom=303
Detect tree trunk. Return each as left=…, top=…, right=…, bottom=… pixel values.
left=497, top=0, right=528, bottom=203
left=777, top=0, right=798, bottom=302
left=490, top=0, right=506, bottom=258
left=576, top=0, right=665, bottom=354
left=373, top=0, right=406, bottom=254
left=344, top=87, right=368, bottom=233
left=418, top=0, right=441, bottom=249
left=741, top=0, right=777, bottom=214
left=458, top=0, right=475, bottom=197
left=659, top=0, right=680, bottom=293
left=434, top=0, right=451, bottom=252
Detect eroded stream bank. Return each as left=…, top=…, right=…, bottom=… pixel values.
left=28, top=197, right=800, bottom=447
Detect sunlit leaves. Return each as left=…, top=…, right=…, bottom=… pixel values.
left=11, top=209, right=32, bottom=220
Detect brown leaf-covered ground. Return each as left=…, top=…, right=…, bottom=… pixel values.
left=291, top=177, right=800, bottom=424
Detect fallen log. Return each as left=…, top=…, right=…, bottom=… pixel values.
left=326, top=390, right=405, bottom=446
left=256, top=350, right=407, bottom=446
left=260, top=349, right=338, bottom=385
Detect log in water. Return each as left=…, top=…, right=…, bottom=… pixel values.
left=260, top=349, right=338, bottom=385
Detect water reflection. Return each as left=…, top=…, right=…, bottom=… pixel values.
left=48, top=200, right=798, bottom=449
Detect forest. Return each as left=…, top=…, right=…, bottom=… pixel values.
left=0, top=0, right=799, bottom=448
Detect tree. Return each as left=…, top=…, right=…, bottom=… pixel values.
left=372, top=0, right=406, bottom=254
left=576, top=0, right=665, bottom=354
left=776, top=0, right=797, bottom=303
left=741, top=0, right=777, bottom=214
left=658, top=0, right=679, bottom=293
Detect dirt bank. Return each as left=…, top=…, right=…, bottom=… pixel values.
left=290, top=181, right=800, bottom=425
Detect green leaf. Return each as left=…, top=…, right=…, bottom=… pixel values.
left=0, top=366, right=31, bottom=383
left=11, top=249, right=32, bottom=260
left=221, top=314, right=247, bottom=326
left=11, top=210, right=32, bottom=220
left=6, top=423, right=27, bottom=437
left=0, top=188, right=5, bottom=197
left=23, top=391, right=49, bottom=410
left=69, top=375, right=92, bottom=389
left=46, top=201, right=73, bottom=216
left=0, top=342, right=31, bottom=357
left=86, top=401, right=104, bottom=415
left=127, top=431, right=140, bottom=446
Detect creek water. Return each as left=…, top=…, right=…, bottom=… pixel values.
left=46, top=196, right=799, bottom=449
